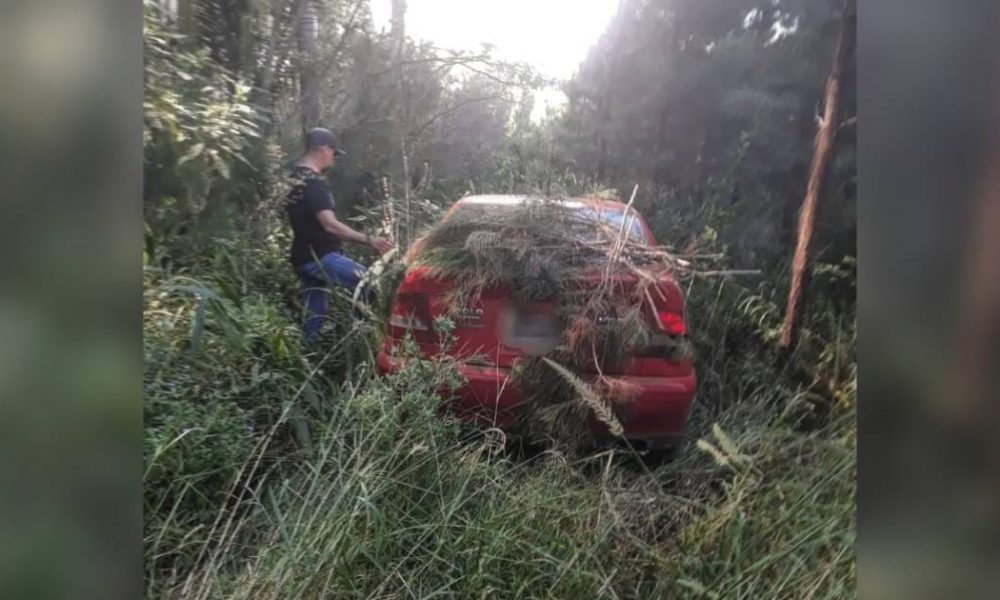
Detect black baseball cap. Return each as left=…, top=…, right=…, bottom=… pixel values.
left=305, top=127, right=346, bottom=156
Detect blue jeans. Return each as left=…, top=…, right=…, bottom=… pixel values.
left=296, top=252, right=367, bottom=343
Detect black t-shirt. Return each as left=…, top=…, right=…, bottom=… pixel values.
left=286, top=165, right=343, bottom=266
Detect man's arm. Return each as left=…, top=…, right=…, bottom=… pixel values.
left=316, top=209, right=393, bottom=253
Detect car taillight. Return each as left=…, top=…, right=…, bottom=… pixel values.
left=654, top=310, right=687, bottom=336
left=633, top=280, right=691, bottom=360
left=640, top=309, right=691, bottom=361
left=389, top=292, right=433, bottom=332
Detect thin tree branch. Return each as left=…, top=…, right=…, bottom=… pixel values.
left=367, top=53, right=502, bottom=79
left=408, top=94, right=506, bottom=138
left=451, top=62, right=529, bottom=87
left=316, top=0, right=366, bottom=80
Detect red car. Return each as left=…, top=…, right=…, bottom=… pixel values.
left=375, top=195, right=696, bottom=451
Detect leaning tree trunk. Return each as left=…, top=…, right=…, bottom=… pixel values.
left=297, top=0, right=321, bottom=133
left=779, top=0, right=856, bottom=349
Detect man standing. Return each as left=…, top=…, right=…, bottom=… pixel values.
left=287, top=127, right=393, bottom=342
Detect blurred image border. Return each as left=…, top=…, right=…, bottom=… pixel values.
left=858, top=0, right=1000, bottom=597
left=0, top=0, right=143, bottom=598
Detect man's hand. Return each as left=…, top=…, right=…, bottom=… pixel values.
left=367, top=236, right=393, bottom=254
left=316, top=209, right=395, bottom=253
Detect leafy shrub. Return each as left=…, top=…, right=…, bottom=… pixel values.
left=143, top=1, right=262, bottom=265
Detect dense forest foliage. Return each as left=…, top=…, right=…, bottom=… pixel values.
left=144, top=0, right=856, bottom=596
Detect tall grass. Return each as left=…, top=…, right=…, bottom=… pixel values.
left=152, top=371, right=853, bottom=597
left=144, top=239, right=855, bottom=598
left=143, top=245, right=380, bottom=588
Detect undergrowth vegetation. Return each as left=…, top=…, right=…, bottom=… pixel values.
left=143, top=217, right=856, bottom=597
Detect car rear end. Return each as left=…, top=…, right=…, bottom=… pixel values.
left=375, top=196, right=696, bottom=449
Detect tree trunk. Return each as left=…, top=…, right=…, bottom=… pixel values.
left=595, top=55, right=611, bottom=182
left=254, top=0, right=287, bottom=100
left=391, top=0, right=406, bottom=42
left=390, top=0, right=408, bottom=142
left=158, top=0, right=179, bottom=24
left=779, top=0, right=855, bottom=349
left=391, top=0, right=410, bottom=246
left=297, top=0, right=321, bottom=133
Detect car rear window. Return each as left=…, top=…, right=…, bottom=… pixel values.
left=444, top=201, right=649, bottom=245
left=585, top=208, right=648, bottom=244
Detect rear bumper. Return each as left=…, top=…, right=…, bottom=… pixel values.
left=375, top=349, right=696, bottom=444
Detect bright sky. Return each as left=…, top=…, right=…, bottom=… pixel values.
left=370, top=0, right=620, bottom=120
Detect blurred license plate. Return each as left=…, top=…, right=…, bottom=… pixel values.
left=512, top=312, right=558, bottom=337
left=501, top=306, right=560, bottom=355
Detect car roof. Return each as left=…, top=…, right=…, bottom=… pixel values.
left=455, top=194, right=630, bottom=213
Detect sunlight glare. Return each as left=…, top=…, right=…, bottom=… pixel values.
left=370, top=0, right=619, bottom=81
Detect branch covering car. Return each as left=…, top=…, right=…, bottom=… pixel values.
left=376, top=194, right=697, bottom=451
